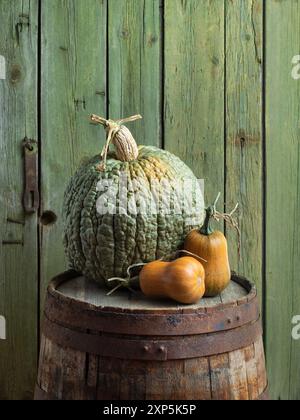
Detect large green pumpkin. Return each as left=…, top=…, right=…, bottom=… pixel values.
left=63, top=118, right=204, bottom=287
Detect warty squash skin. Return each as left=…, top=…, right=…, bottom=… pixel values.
left=63, top=146, right=205, bottom=287
left=184, top=206, right=231, bottom=297
left=139, top=257, right=206, bottom=304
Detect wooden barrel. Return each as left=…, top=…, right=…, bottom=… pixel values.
left=35, top=270, right=268, bottom=400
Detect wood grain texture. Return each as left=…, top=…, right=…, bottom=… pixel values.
left=37, top=340, right=267, bottom=400
left=254, top=337, right=267, bottom=395
left=265, top=0, right=300, bottom=401
left=108, top=0, right=161, bottom=146
left=164, top=0, right=225, bottom=205
left=36, top=324, right=267, bottom=400
left=58, top=275, right=246, bottom=309
left=35, top=271, right=267, bottom=400
left=225, top=0, right=263, bottom=301
left=0, top=0, right=38, bottom=400
left=244, top=344, right=259, bottom=400
left=209, top=353, right=231, bottom=400
left=228, top=348, right=249, bottom=400
left=40, top=0, right=107, bottom=305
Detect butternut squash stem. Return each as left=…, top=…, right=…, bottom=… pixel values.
left=106, top=279, right=137, bottom=296
left=106, top=279, right=139, bottom=296
left=106, top=283, right=124, bottom=296
left=127, top=262, right=147, bottom=277
left=204, top=192, right=241, bottom=258
left=200, top=192, right=221, bottom=236
left=200, top=205, right=215, bottom=236
left=126, top=275, right=140, bottom=290
left=106, top=262, right=147, bottom=296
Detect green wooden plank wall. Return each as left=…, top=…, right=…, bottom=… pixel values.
left=164, top=0, right=225, bottom=203
left=108, top=0, right=161, bottom=146
left=265, top=0, right=300, bottom=400
left=225, top=0, right=263, bottom=304
left=0, top=0, right=300, bottom=400
left=0, top=0, right=38, bottom=399
left=40, top=0, right=107, bottom=306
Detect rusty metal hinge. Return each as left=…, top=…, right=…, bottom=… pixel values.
left=23, top=137, right=39, bottom=213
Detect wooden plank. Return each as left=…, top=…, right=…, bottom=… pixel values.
left=145, top=359, right=211, bottom=400
left=40, top=0, right=107, bottom=305
left=209, top=353, right=231, bottom=400
left=0, top=0, right=38, bottom=400
left=120, top=373, right=147, bottom=400
left=108, top=0, right=161, bottom=147
left=225, top=0, right=263, bottom=302
left=265, top=0, right=300, bottom=401
left=183, top=358, right=212, bottom=400
left=244, top=344, right=259, bottom=400
left=60, top=346, right=87, bottom=400
left=37, top=336, right=64, bottom=398
left=164, top=0, right=225, bottom=205
left=59, top=275, right=246, bottom=309
left=98, top=357, right=121, bottom=400
left=85, top=353, right=99, bottom=392
left=228, top=349, right=249, bottom=400
left=254, top=337, right=267, bottom=395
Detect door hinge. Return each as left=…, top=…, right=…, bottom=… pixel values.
left=23, top=137, right=39, bottom=213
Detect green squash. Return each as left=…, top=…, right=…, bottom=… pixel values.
left=63, top=120, right=204, bottom=288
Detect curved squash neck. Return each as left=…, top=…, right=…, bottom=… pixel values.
left=200, top=206, right=214, bottom=236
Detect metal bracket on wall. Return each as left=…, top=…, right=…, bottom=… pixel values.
left=23, top=137, right=39, bottom=213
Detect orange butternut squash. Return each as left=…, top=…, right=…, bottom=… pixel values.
left=139, top=256, right=205, bottom=304
left=184, top=205, right=231, bottom=297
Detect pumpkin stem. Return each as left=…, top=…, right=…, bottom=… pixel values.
left=199, top=192, right=221, bottom=236
left=200, top=205, right=214, bottom=236
left=90, top=114, right=142, bottom=170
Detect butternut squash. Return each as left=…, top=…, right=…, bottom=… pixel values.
left=184, top=205, right=231, bottom=297
left=139, top=256, right=205, bottom=304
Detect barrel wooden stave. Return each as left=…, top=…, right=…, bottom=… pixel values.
left=35, top=271, right=268, bottom=400
left=36, top=336, right=267, bottom=400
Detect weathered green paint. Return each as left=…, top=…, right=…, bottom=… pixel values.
left=40, top=0, right=107, bottom=304
left=0, top=0, right=38, bottom=400
left=225, top=0, right=263, bottom=302
left=1, top=0, right=300, bottom=400
left=164, top=0, right=225, bottom=206
left=265, top=0, right=300, bottom=400
left=108, top=0, right=161, bottom=147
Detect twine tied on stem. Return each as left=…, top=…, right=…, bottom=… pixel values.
left=210, top=192, right=241, bottom=258
left=90, top=114, right=142, bottom=171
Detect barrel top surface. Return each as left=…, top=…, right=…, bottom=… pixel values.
left=45, top=271, right=259, bottom=336
left=51, top=270, right=253, bottom=314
